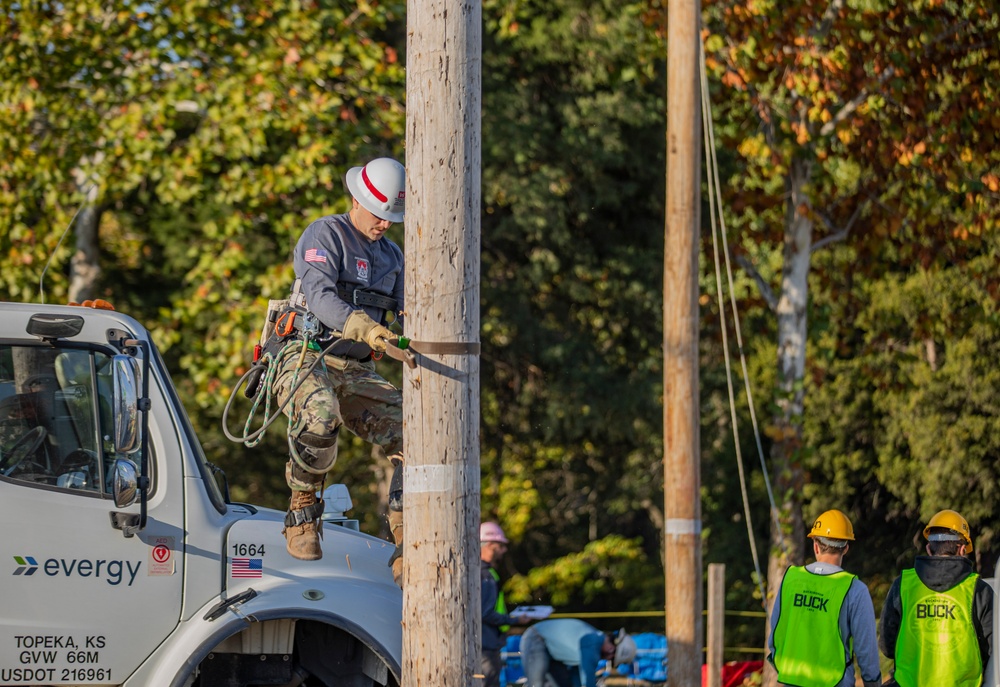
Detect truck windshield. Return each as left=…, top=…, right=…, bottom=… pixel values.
left=0, top=343, right=116, bottom=494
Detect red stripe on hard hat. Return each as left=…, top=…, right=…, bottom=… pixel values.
left=361, top=166, right=388, bottom=202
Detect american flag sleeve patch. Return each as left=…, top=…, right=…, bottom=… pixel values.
left=304, top=248, right=328, bottom=263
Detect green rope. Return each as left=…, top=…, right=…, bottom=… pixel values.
left=240, top=338, right=304, bottom=448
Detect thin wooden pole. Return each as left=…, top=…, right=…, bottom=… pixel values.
left=664, top=0, right=702, bottom=684
left=403, top=0, right=482, bottom=682
left=707, top=564, right=725, bottom=687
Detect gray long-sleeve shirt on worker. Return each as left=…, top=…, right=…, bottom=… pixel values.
left=293, top=212, right=404, bottom=359
left=768, top=562, right=881, bottom=687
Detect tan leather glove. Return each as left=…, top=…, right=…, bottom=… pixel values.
left=342, top=310, right=395, bottom=352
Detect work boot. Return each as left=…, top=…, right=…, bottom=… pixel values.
left=283, top=489, right=324, bottom=561
left=388, top=509, right=404, bottom=587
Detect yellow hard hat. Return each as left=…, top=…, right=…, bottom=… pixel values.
left=923, top=509, right=973, bottom=551
left=808, top=509, right=855, bottom=543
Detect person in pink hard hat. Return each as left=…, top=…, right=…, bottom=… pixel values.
left=480, top=521, right=528, bottom=687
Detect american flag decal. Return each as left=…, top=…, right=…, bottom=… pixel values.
left=304, top=248, right=327, bottom=264
left=231, top=558, right=263, bottom=578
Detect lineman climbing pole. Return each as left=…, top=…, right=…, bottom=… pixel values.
left=663, top=0, right=703, bottom=684
left=403, top=0, right=482, bottom=683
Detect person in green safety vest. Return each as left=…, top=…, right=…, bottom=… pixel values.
left=768, top=509, right=882, bottom=687
left=879, top=509, right=994, bottom=687
left=480, top=521, right=528, bottom=687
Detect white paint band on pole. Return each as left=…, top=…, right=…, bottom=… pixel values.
left=404, top=464, right=451, bottom=493
left=665, top=518, right=702, bottom=536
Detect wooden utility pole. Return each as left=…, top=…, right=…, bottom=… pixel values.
left=402, top=0, right=482, bottom=683
left=706, top=563, right=725, bottom=687
left=663, top=0, right=702, bottom=684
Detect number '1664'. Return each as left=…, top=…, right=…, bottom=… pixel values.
left=232, top=544, right=265, bottom=557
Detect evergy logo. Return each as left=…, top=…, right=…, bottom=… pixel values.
left=13, top=556, right=38, bottom=575
left=12, top=555, right=141, bottom=586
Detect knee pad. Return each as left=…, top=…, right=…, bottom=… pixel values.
left=289, top=429, right=339, bottom=475
left=388, top=459, right=403, bottom=512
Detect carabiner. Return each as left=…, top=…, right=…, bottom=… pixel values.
left=275, top=310, right=297, bottom=337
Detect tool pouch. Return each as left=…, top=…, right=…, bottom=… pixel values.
left=244, top=362, right=267, bottom=399
left=243, top=298, right=290, bottom=400
left=261, top=299, right=290, bottom=346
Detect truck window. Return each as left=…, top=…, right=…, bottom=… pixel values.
left=0, top=344, right=118, bottom=495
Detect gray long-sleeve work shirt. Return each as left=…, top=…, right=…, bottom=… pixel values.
left=293, top=212, right=404, bottom=359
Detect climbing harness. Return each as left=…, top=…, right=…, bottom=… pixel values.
left=222, top=289, right=480, bottom=447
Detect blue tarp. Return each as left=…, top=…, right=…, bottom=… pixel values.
left=630, top=632, right=668, bottom=682
left=501, top=634, right=525, bottom=685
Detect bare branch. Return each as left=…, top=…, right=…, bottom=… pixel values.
left=822, top=18, right=974, bottom=137
left=813, top=0, right=846, bottom=41
left=734, top=253, right=778, bottom=312
left=811, top=200, right=867, bottom=253
left=819, top=67, right=895, bottom=137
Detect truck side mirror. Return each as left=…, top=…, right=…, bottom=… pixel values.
left=112, top=355, right=140, bottom=454
left=112, top=458, right=139, bottom=508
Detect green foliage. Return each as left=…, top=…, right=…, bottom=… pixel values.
left=0, top=0, right=405, bottom=520
left=702, top=0, right=1000, bottom=265
left=804, top=235, right=1000, bottom=591
left=479, top=0, right=670, bottom=611
left=868, top=254, right=1000, bottom=543
left=506, top=535, right=657, bottom=610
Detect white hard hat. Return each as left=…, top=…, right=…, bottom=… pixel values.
left=480, top=522, right=509, bottom=544
left=613, top=629, right=637, bottom=666
left=346, top=157, right=405, bottom=222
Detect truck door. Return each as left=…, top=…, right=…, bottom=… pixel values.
left=0, top=343, right=183, bottom=685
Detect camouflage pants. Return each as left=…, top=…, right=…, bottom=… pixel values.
left=273, top=348, right=403, bottom=491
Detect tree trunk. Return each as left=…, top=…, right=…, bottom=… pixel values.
left=761, top=156, right=813, bottom=687
left=68, top=174, right=101, bottom=304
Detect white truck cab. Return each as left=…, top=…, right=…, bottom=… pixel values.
left=0, top=302, right=401, bottom=686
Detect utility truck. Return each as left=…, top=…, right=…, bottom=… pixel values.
left=0, top=301, right=401, bottom=687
